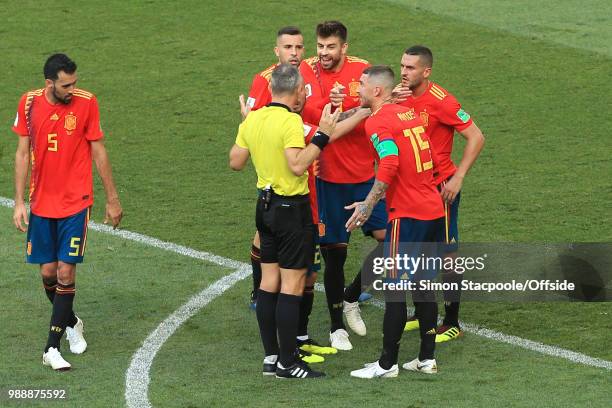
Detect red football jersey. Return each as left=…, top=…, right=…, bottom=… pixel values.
left=246, top=63, right=276, bottom=111
left=302, top=122, right=320, bottom=225
left=301, top=56, right=373, bottom=184
left=399, top=81, right=473, bottom=184
left=366, top=104, right=444, bottom=221
left=12, top=88, right=104, bottom=218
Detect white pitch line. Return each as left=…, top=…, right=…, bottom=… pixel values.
left=124, top=265, right=251, bottom=408
left=317, top=283, right=611, bottom=370
left=0, top=196, right=610, bottom=408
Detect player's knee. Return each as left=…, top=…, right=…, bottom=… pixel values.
left=57, top=262, right=76, bottom=285
left=39, top=263, right=58, bottom=280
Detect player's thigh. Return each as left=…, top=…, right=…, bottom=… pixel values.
left=26, top=213, right=58, bottom=264
left=57, top=207, right=90, bottom=264
left=316, top=178, right=351, bottom=244
left=387, top=217, right=444, bottom=281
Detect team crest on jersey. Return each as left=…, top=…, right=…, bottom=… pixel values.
left=305, top=84, right=312, bottom=98
left=64, top=113, right=77, bottom=133
left=420, top=111, right=429, bottom=126
left=348, top=81, right=359, bottom=97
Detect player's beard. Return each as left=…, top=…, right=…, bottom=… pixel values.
left=52, top=85, right=71, bottom=104
left=319, top=53, right=341, bottom=71
left=402, top=76, right=424, bottom=91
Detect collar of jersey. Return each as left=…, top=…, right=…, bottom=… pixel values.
left=267, top=102, right=291, bottom=112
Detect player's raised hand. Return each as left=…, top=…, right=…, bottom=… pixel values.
left=13, top=201, right=29, bottom=232
left=239, top=94, right=251, bottom=120
left=329, top=84, right=346, bottom=107
left=104, top=198, right=123, bottom=229
left=392, top=84, right=412, bottom=103
left=344, top=201, right=372, bottom=232
left=318, top=103, right=340, bottom=136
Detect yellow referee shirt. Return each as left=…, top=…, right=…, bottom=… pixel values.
left=235, top=103, right=309, bottom=196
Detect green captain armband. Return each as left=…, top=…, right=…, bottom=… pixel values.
left=370, top=133, right=398, bottom=159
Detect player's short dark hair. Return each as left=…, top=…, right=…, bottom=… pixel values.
left=270, top=63, right=302, bottom=96
left=404, top=45, right=433, bottom=68
left=277, top=26, right=302, bottom=37
left=363, top=65, right=395, bottom=91
left=316, top=20, right=347, bottom=42
left=44, top=53, right=77, bottom=80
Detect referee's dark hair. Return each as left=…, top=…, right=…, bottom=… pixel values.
left=277, top=26, right=301, bottom=37
left=270, top=64, right=302, bottom=96
left=404, top=45, right=433, bottom=68
left=316, top=20, right=348, bottom=43
left=44, top=54, right=77, bottom=80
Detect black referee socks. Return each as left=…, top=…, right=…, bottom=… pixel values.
left=256, top=289, right=279, bottom=357
left=276, top=293, right=302, bottom=367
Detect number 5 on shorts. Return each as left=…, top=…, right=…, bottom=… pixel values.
left=69, top=237, right=81, bottom=256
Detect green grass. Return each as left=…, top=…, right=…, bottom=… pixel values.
left=0, top=1, right=610, bottom=407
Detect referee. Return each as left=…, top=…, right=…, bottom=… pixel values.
left=229, top=64, right=339, bottom=379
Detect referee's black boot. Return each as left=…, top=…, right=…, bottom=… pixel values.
left=276, top=359, right=325, bottom=379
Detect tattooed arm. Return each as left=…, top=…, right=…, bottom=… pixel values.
left=345, top=179, right=389, bottom=232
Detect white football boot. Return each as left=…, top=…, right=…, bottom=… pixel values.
left=66, top=316, right=87, bottom=354
left=343, top=301, right=366, bottom=336
left=42, top=347, right=71, bottom=371
left=402, top=357, right=438, bottom=374
left=350, top=361, right=398, bottom=378
left=329, top=328, right=353, bottom=351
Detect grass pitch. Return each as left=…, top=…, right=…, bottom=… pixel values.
left=0, top=1, right=610, bottom=407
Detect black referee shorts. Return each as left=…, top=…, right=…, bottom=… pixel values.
left=256, top=193, right=314, bottom=270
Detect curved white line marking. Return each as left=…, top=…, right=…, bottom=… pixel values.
left=1, top=196, right=609, bottom=408
left=125, top=266, right=250, bottom=408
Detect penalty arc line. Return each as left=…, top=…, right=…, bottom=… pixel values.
left=0, top=197, right=610, bottom=408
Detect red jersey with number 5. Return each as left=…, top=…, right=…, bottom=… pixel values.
left=12, top=88, right=104, bottom=218
left=399, top=82, right=473, bottom=184
left=366, top=104, right=443, bottom=221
